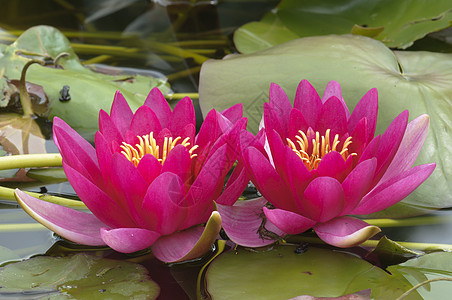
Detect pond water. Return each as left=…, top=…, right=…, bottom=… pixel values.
left=1, top=1, right=452, bottom=299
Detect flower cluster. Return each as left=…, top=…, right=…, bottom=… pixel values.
left=15, top=81, right=435, bottom=262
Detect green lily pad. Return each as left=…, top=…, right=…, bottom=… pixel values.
left=234, top=0, right=452, bottom=53
left=0, top=253, right=160, bottom=299
left=368, top=236, right=422, bottom=268
left=387, top=252, right=452, bottom=299
left=0, top=26, right=170, bottom=139
left=199, top=34, right=452, bottom=216
left=205, top=244, right=413, bottom=299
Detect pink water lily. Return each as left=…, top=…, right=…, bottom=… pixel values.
left=219, top=80, right=435, bottom=248
left=15, top=87, right=249, bottom=262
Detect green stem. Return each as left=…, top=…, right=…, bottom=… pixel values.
left=396, top=278, right=452, bottom=300
left=168, top=40, right=229, bottom=47
left=0, top=223, right=47, bottom=232
left=0, top=186, right=86, bottom=209
left=285, top=235, right=452, bottom=251
left=364, top=216, right=452, bottom=227
left=0, top=153, right=62, bottom=170
left=20, top=59, right=44, bottom=117
left=165, top=93, right=199, bottom=101
left=151, top=42, right=210, bottom=64
left=166, top=66, right=201, bottom=81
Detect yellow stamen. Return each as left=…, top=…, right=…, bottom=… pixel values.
left=120, top=133, right=198, bottom=167
left=286, top=129, right=357, bottom=171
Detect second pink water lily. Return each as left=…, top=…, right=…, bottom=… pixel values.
left=15, top=88, right=248, bottom=262
left=219, top=80, right=435, bottom=248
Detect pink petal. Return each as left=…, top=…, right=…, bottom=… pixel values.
left=379, top=114, right=430, bottom=183
left=284, top=147, right=311, bottom=206
left=53, top=118, right=101, bottom=184
left=217, top=198, right=285, bottom=247
left=240, top=128, right=266, bottom=154
left=129, top=105, right=162, bottom=137
left=322, top=80, right=350, bottom=119
left=267, top=129, right=291, bottom=183
left=263, top=102, right=285, bottom=139
left=110, top=91, right=133, bottom=137
left=203, top=119, right=243, bottom=169
left=161, top=145, right=192, bottom=188
left=352, top=163, right=436, bottom=215
left=348, top=88, right=378, bottom=143
left=64, top=162, right=136, bottom=228
left=372, top=110, right=409, bottom=185
left=269, top=83, right=292, bottom=135
left=314, top=216, right=381, bottom=248
left=142, top=172, right=187, bottom=235
left=179, top=123, right=196, bottom=142
left=263, top=206, right=316, bottom=235
left=316, top=96, right=348, bottom=137
left=348, top=117, right=368, bottom=158
left=316, top=151, right=348, bottom=182
left=53, top=117, right=96, bottom=159
left=99, top=110, right=124, bottom=144
left=136, top=154, right=162, bottom=184
left=341, top=158, right=377, bottom=215
left=220, top=103, right=243, bottom=124
left=187, top=143, right=230, bottom=206
left=300, top=177, right=345, bottom=223
left=243, top=147, right=298, bottom=212
left=216, top=166, right=249, bottom=206
left=195, top=109, right=219, bottom=151
left=151, top=211, right=222, bottom=263
left=144, top=87, right=172, bottom=128
left=94, top=132, right=113, bottom=186
left=169, top=97, right=196, bottom=137
left=109, top=153, right=149, bottom=228
left=293, top=79, right=322, bottom=126
left=288, top=108, right=309, bottom=141
left=358, top=135, right=381, bottom=163
left=100, top=227, right=160, bottom=253
left=15, top=189, right=107, bottom=246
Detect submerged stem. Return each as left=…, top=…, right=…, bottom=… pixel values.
left=0, top=153, right=62, bottom=170
left=285, top=235, right=452, bottom=252
left=364, top=216, right=452, bottom=227
left=0, top=223, right=47, bottom=232
left=165, top=93, right=199, bottom=101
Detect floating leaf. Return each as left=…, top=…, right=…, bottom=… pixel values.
left=387, top=252, right=452, bottom=299
left=0, top=25, right=170, bottom=139
left=0, top=253, right=160, bottom=299
left=199, top=34, right=452, bottom=216
left=234, top=0, right=452, bottom=53
left=368, top=236, right=422, bottom=268
left=205, top=245, right=413, bottom=299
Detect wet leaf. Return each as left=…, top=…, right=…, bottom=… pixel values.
left=386, top=252, right=452, bottom=299
left=234, top=0, right=452, bottom=53
left=199, top=34, right=452, bottom=216
left=205, top=244, right=411, bottom=299
left=368, top=236, right=422, bottom=268
left=0, top=253, right=160, bottom=299
left=0, top=26, right=170, bottom=139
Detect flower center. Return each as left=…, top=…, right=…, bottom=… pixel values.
left=120, top=133, right=199, bottom=167
left=286, top=129, right=356, bottom=171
